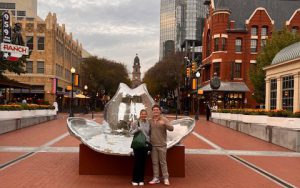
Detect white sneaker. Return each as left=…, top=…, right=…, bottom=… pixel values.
left=132, top=182, right=138, bottom=186
left=164, top=179, right=170, bottom=186
left=149, top=177, right=160, bottom=184
left=138, top=182, right=144, bottom=186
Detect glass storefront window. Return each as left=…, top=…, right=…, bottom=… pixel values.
left=270, top=79, right=277, bottom=110
left=282, top=76, right=294, bottom=111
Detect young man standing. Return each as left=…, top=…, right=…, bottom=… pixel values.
left=149, top=104, right=174, bottom=186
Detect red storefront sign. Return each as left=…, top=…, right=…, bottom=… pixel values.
left=1, top=43, right=29, bottom=55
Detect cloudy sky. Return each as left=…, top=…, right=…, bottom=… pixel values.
left=37, top=0, right=160, bottom=77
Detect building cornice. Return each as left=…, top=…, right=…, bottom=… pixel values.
left=264, top=57, right=300, bottom=70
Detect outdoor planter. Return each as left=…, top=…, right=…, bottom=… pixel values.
left=34, top=110, right=48, bottom=116
left=211, top=112, right=220, bottom=119
left=219, top=113, right=231, bottom=120
left=242, top=115, right=268, bottom=124
left=0, top=111, right=22, bottom=120
left=267, top=117, right=300, bottom=128
left=21, top=110, right=32, bottom=118
left=47, top=109, right=56, bottom=116
left=230, top=114, right=242, bottom=121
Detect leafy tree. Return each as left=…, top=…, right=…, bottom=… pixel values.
left=0, top=54, right=29, bottom=79
left=81, top=56, right=131, bottom=97
left=250, top=29, right=300, bottom=103
left=143, top=52, right=185, bottom=98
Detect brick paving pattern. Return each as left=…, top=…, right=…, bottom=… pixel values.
left=0, top=113, right=299, bottom=188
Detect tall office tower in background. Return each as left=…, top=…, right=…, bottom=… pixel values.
left=160, top=0, right=206, bottom=60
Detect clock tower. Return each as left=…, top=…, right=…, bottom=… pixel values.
left=131, top=54, right=141, bottom=88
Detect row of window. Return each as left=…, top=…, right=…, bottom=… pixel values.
left=212, top=62, right=242, bottom=78
left=214, top=38, right=227, bottom=51
left=26, top=36, right=45, bottom=51
left=270, top=76, right=294, bottom=111
left=213, top=37, right=267, bottom=53
left=0, top=3, right=15, bottom=9
left=56, top=64, right=71, bottom=81
left=203, top=62, right=251, bottom=82
left=26, top=61, right=44, bottom=74
left=251, top=26, right=268, bottom=36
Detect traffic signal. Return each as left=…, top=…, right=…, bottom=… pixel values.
left=191, top=62, right=197, bottom=72
left=186, top=68, right=191, bottom=77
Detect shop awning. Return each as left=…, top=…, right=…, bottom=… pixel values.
left=199, top=82, right=250, bottom=92
left=0, top=77, right=31, bottom=89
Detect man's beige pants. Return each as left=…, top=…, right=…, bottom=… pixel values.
left=151, top=146, right=169, bottom=179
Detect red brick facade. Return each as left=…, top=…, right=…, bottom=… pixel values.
left=200, top=4, right=300, bottom=108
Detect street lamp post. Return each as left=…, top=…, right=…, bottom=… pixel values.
left=195, top=71, right=200, bottom=120
left=184, top=57, right=190, bottom=116
left=69, top=67, right=76, bottom=117
left=84, top=85, right=88, bottom=114
left=92, top=92, right=98, bottom=119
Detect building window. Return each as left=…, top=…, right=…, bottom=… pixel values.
left=214, top=38, right=219, bottom=51
left=282, top=76, right=294, bottom=111
left=221, top=38, right=226, bottom=51
left=234, top=63, right=241, bottom=78
left=37, top=61, right=45, bottom=74
left=261, top=26, right=268, bottom=36
left=17, top=11, right=26, bottom=17
left=0, top=3, right=16, bottom=9
left=261, top=39, right=267, bottom=47
left=235, top=38, right=242, bottom=52
left=250, top=39, right=257, bottom=52
left=26, top=61, right=33, bottom=73
left=292, top=26, right=299, bottom=34
left=250, top=63, right=257, bottom=71
left=37, top=37, right=45, bottom=50
left=213, top=62, right=220, bottom=76
left=270, top=79, right=277, bottom=110
left=26, top=36, right=34, bottom=51
left=206, top=30, right=211, bottom=57
left=251, top=26, right=258, bottom=36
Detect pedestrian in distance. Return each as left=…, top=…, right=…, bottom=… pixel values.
left=206, top=102, right=211, bottom=121
left=149, top=104, right=174, bottom=186
left=53, top=101, right=59, bottom=115
left=130, top=109, right=151, bottom=186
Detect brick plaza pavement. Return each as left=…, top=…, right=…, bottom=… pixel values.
left=1, top=113, right=300, bottom=188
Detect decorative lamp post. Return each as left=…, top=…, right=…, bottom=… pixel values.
left=195, top=71, right=200, bottom=120
left=184, top=57, right=190, bottom=116
left=210, top=72, right=221, bottom=110
left=84, top=85, right=88, bottom=114
left=69, top=67, right=76, bottom=117
left=92, top=92, right=99, bottom=119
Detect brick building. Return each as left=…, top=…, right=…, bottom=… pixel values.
left=4, top=12, right=82, bottom=105
left=199, top=0, right=300, bottom=109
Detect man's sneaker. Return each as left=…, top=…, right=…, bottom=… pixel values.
left=132, top=182, right=138, bottom=186
left=138, top=182, right=144, bottom=186
left=163, top=179, right=170, bottom=186
left=149, top=177, right=160, bottom=184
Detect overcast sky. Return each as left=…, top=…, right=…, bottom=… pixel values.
left=37, top=0, right=160, bottom=77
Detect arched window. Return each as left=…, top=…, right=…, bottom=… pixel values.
left=251, top=26, right=258, bottom=36
left=261, top=26, right=268, bottom=36
left=292, top=26, right=299, bottom=34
